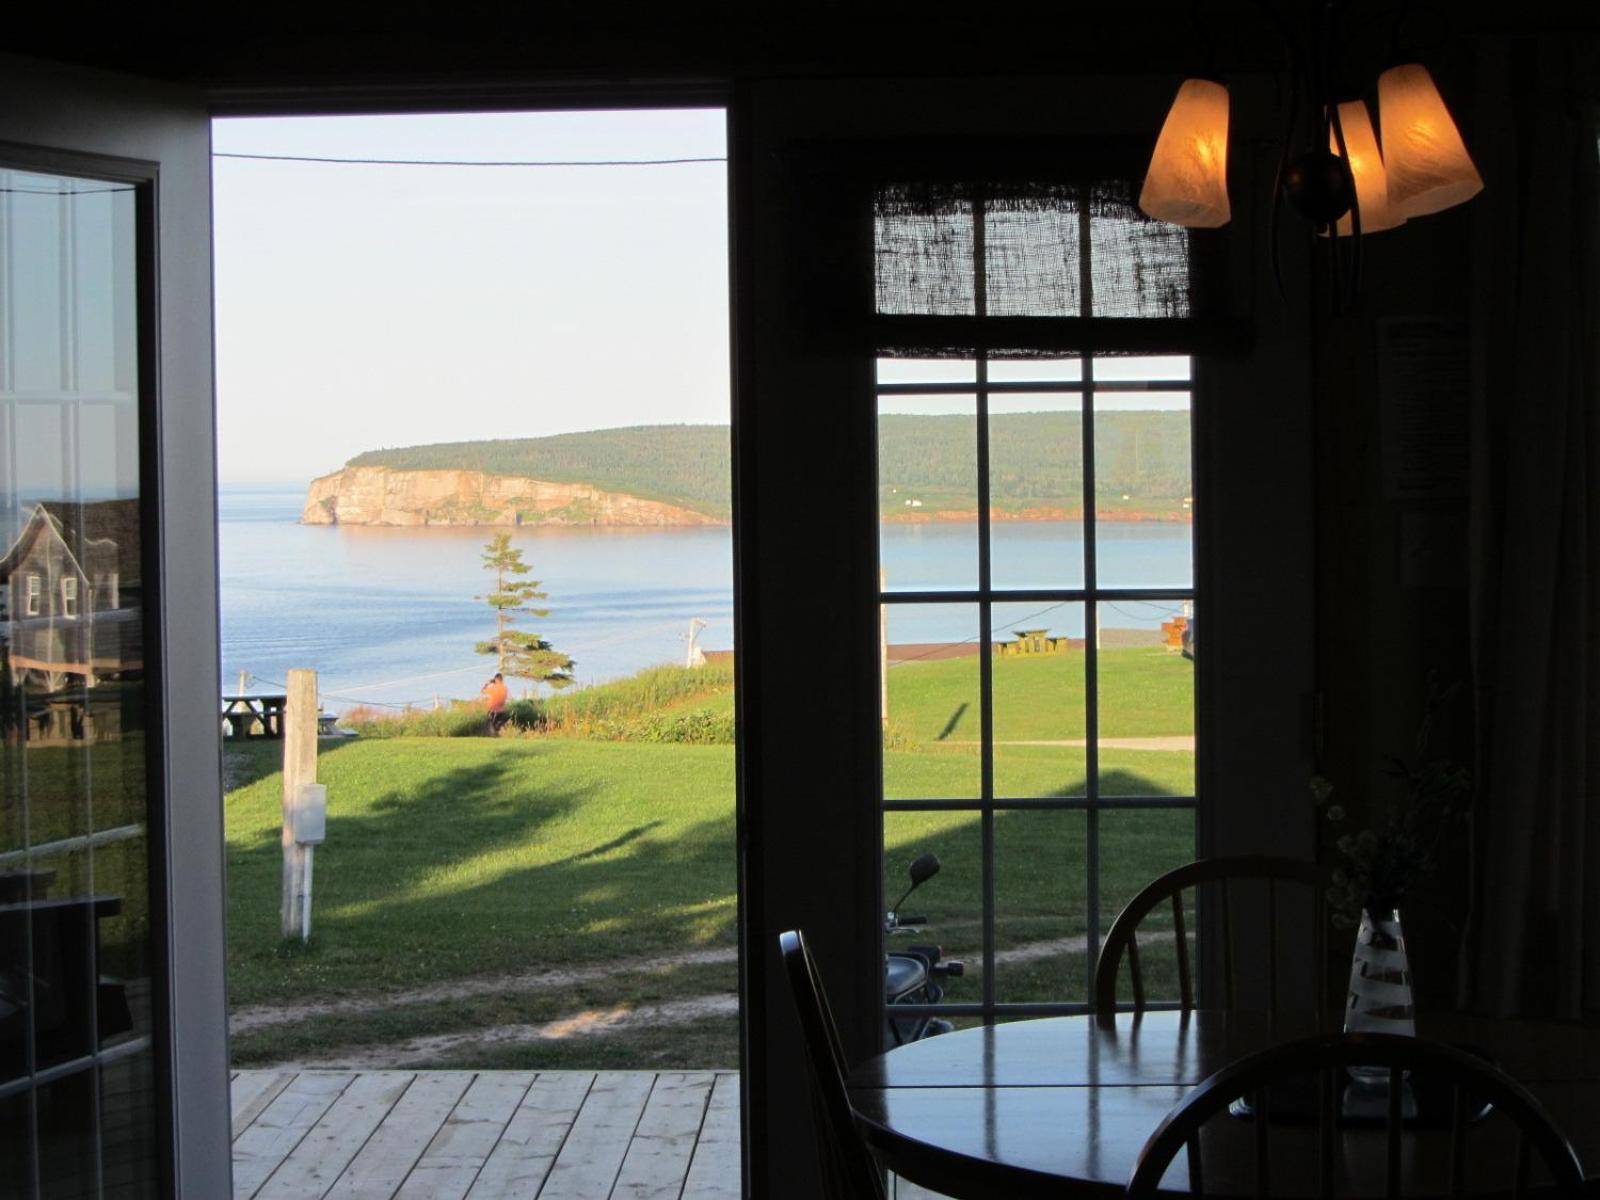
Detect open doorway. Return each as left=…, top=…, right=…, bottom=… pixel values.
left=212, top=110, right=740, bottom=1195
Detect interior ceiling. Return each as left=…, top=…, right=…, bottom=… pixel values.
left=6, top=4, right=1588, bottom=107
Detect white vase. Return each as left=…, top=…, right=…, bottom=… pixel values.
left=1344, top=907, right=1416, bottom=1083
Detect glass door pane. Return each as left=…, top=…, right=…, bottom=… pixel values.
left=1, top=165, right=157, bottom=1198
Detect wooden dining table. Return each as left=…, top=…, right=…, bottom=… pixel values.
left=848, top=1010, right=1600, bottom=1198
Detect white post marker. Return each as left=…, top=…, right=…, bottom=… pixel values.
left=281, top=668, right=318, bottom=939
left=293, top=783, right=327, bottom=943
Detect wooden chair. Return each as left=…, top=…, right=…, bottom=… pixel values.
left=1126, top=1032, right=1586, bottom=1199
left=778, top=929, right=887, bottom=1200
left=1094, top=856, right=1327, bottom=1021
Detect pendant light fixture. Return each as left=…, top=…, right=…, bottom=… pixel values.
left=1377, top=63, right=1485, bottom=217
left=1137, top=1, right=1482, bottom=301
left=1329, top=99, right=1404, bottom=236
left=1138, top=78, right=1232, bottom=228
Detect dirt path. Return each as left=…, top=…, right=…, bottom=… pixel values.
left=274, top=995, right=743, bottom=1071
left=229, top=944, right=739, bottom=1036
left=239, top=930, right=1173, bottom=1069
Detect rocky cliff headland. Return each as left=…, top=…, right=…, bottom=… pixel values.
left=301, top=466, right=725, bottom=528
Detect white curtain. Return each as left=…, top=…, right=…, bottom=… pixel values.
left=1459, top=44, right=1600, bottom=1017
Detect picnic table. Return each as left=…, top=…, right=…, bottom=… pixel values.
left=221, top=693, right=287, bottom=739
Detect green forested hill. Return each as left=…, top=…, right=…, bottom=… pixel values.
left=347, top=411, right=1191, bottom=520
left=879, top=410, right=1192, bottom=516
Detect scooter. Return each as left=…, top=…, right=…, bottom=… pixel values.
left=884, top=852, right=964, bottom=1045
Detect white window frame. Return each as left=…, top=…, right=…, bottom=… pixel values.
left=25, top=573, right=42, bottom=616
left=61, top=575, right=79, bottom=618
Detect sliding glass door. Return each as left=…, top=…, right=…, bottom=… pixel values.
left=0, top=56, right=229, bottom=1198
left=0, top=161, right=161, bottom=1197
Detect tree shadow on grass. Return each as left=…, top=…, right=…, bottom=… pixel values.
left=883, top=767, right=1195, bottom=998
left=226, top=746, right=738, bottom=1002
left=934, top=702, right=969, bottom=741
left=222, top=734, right=362, bottom=793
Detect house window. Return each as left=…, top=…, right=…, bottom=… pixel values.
left=61, top=575, right=79, bottom=618
left=25, top=573, right=41, bottom=616
left=874, top=177, right=1201, bottom=1022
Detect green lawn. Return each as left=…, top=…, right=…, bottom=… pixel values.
left=224, top=717, right=1196, bottom=1066
left=223, top=647, right=1196, bottom=1067
left=225, top=738, right=738, bottom=1009
left=887, top=644, right=1194, bottom=743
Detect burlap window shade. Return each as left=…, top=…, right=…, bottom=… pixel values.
left=873, top=179, right=1208, bottom=356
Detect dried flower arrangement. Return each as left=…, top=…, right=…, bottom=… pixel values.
left=1312, top=677, right=1472, bottom=927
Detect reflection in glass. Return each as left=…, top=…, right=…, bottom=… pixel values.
left=881, top=605, right=980, bottom=801
left=0, top=167, right=154, bottom=1197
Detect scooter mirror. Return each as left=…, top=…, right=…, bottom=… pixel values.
left=908, top=852, right=941, bottom=886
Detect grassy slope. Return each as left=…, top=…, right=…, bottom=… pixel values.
left=888, top=645, right=1194, bottom=742
left=225, top=650, right=1197, bottom=1065
left=341, top=411, right=1192, bottom=523
left=225, top=739, right=737, bottom=1008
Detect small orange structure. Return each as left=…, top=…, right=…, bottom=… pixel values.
left=1161, top=616, right=1188, bottom=649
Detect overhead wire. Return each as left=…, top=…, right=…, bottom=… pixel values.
left=214, top=152, right=725, bottom=167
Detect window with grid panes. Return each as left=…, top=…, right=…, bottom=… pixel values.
left=874, top=178, right=1202, bottom=1025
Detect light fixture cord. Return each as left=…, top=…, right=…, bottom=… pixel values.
left=1328, top=100, right=1361, bottom=309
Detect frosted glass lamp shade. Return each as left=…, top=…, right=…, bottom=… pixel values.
left=1378, top=63, right=1483, bottom=217
left=1330, top=100, right=1404, bottom=235
left=1139, top=79, right=1231, bottom=228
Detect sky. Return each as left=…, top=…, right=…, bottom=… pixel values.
left=211, top=110, right=729, bottom=485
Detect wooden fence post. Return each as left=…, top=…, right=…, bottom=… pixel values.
left=281, top=669, right=318, bottom=939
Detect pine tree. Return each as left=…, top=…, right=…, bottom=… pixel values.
left=475, top=533, right=575, bottom=692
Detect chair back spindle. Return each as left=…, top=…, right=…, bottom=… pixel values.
left=1126, top=1033, right=1586, bottom=1200
left=1095, top=857, right=1326, bottom=1021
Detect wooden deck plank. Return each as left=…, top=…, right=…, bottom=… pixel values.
left=255, top=1072, right=415, bottom=1200
left=231, top=1071, right=294, bottom=1142
left=394, top=1072, right=535, bottom=1200
left=463, top=1072, right=595, bottom=1200
left=537, top=1071, right=656, bottom=1200
left=611, top=1073, right=716, bottom=1200
left=232, top=1072, right=355, bottom=1200
left=233, top=1069, right=745, bottom=1199
left=680, top=1073, right=741, bottom=1200
left=323, top=1071, right=475, bottom=1200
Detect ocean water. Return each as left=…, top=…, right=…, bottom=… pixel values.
left=219, top=483, right=1192, bottom=710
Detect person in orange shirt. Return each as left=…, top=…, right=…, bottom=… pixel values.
left=481, top=672, right=510, bottom=735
